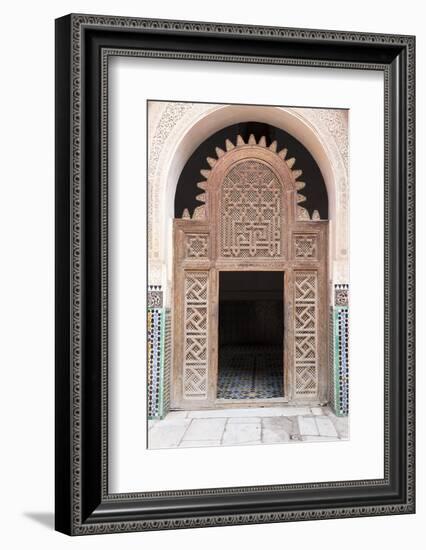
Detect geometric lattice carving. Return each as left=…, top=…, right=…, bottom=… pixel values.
left=220, top=160, right=282, bottom=258
left=294, top=235, right=317, bottom=259
left=294, top=272, right=318, bottom=396
left=185, top=233, right=209, bottom=258
left=183, top=272, right=209, bottom=399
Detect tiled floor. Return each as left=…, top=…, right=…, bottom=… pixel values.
left=148, top=406, right=349, bottom=450
left=217, top=345, right=283, bottom=399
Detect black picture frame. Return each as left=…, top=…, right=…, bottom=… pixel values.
left=55, top=13, right=415, bottom=535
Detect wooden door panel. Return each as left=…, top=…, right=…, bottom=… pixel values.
left=172, top=147, right=329, bottom=409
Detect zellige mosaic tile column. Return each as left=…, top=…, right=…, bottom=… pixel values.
left=147, top=286, right=171, bottom=419
left=330, top=285, right=349, bottom=416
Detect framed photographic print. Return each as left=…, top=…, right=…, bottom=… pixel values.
left=55, top=14, right=415, bottom=535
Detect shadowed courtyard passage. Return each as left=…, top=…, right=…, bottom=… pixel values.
left=217, top=271, right=284, bottom=400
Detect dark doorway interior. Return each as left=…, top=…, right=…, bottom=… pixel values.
left=217, top=271, right=284, bottom=400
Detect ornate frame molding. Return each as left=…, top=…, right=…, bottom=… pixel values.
left=55, top=13, right=415, bottom=535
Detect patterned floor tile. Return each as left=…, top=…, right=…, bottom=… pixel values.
left=217, top=345, right=284, bottom=399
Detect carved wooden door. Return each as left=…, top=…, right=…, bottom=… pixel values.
left=172, top=135, right=328, bottom=410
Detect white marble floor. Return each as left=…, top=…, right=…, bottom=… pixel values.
left=148, top=405, right=349, bottom=450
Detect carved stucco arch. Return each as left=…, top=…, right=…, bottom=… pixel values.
left=148, top=102, right=348, bottom=302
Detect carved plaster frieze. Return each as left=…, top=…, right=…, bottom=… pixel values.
left=148, top=102, right=213, bottom=283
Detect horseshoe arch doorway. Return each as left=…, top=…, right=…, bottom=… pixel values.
left=172, top=122, right=329, bottom=410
